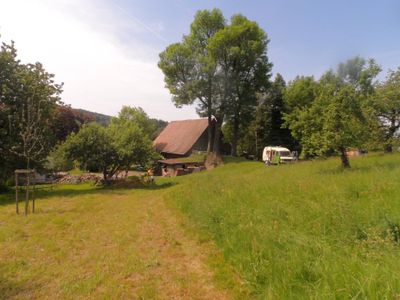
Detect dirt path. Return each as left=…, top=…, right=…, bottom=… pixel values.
left=130, top=193, right=232, bottom=299
left=0, top=187, right=236, bottom=299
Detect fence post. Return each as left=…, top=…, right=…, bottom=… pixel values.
left=32, top=175, right=35, bottom=213
left=25, top=174, right=30, bottom=215
left=15, top=173, right=19, bottom=214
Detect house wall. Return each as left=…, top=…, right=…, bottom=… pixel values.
left=161, top=152, right=187, bottom=159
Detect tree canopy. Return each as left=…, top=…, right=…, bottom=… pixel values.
left=370, top=68, right=400, bottom=152
left=159, top=9, right=271, bottom=155
left=60, top=107, right=157, bottom=180
left=0, top=38, right=62, bottom=185
left=115, top=106, right=167, bottom=140
left=283, top=57, right=381, bottom=167
left=208, top=14, right=272, bottom=155
left=159, top=9, right=225, bottom=153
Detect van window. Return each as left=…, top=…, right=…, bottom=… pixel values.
left=279, top=151, right=291, bottom=157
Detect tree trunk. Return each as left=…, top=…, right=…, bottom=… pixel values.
left=339, top=147, right=350, bottom=168
left=255, top=130, right=258, bottom=159
left=103, top=168, right=108, bottom=181
left=384, top=143, right=393, bottom=153
left=207, top=114, right=214, bottom=153
left=25, top=173, right=30, bottom=215
left=230, top=116, right=239, bottom=157
left=206, top=85, right=214, bottom=153
left=213, top=115, right=224, bottom=155
left=384, top=121, right=397, bottom=153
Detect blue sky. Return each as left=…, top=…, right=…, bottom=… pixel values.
left=0, top=0, right=399, bottom=120
left=116, top=0, right=400, bottom=79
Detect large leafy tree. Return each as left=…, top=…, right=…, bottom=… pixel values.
left=0, top=41, right=19, bottom=184
left=0, top=38, right=62, bottom=186
left=108, top=119, right=155, bottom=174
left=283, top=57, right=381, bottom=167
left=225, top=74, right=295, bottom=158
left=285, top=73, right=367, bottom=168
left=63, top=123, right=117, bottom=179
left=114, top=106, right=166, bottom=140
left=208, top=14, right=272, bottom=156
left=283, top=76, right=319, bottom=154
left=284, top=76, right=318, bottom=113
left=9, top=62, right=62, bottom=169
left=254, top=74, right=296, bottom=151
left=159, top=10, right=272, bottom=156
left=337, top=56, right=381, bottom=95
left=159, top=9, right=225, bottom=153
left=371, top=68, right=400, bottom=152
left=62, top=108, right=157, bottom=180
left=51, top=105, right=81, bottom=142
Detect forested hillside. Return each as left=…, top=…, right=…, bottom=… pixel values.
left=73, top=108, right=111, bottom=126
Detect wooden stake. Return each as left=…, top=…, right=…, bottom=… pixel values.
left=25, top=174, right=30, bottom=216
left=32, top=177, right=35, bottom=213
left=15, top=173, right=19, bottom=214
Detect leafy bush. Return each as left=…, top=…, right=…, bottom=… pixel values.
left=46, top=143, right=74, bottom=172
left=59, top=117, right=157, bottom=180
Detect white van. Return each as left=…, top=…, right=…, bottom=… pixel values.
left=262, top=146, right=295, bottom=165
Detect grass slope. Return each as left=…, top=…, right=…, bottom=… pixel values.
left=165, top=153, right=400, bottom=299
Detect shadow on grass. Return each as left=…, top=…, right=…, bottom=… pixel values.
left=0, top=181, right=177, bottom=206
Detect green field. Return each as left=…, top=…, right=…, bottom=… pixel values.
left=1, top=153, right=400, bottom=299
left=166, top=153, right=400, bottom=299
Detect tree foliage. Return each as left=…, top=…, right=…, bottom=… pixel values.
left=370, top=68, right=400, bottom=152
left=255, top=74, right=295, bottom=150
left=283, top=57, right=380, bottom=167
left=159, top=10, right=271, bottom=155
left=337, top=56, right=381, bottom=94
left=52, top=105, right=80, bottom=142
left=60, top=108, right=157, bottom=180
left=46, top=142, right=74, bottom=172
left=115, top=106, right=166, bottom=140
left=159, top=9, right=225, bottom=153
left=63, top=123, right=118, bottom=179
left=224, top=74, right=295, bottom=157
left=208, top=14, right=272, bottom=155
left=108, top=115, right=156, bottom=172
left=0, top=38, right=62, bottom=185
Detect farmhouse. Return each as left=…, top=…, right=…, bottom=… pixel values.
left=153, top=118, right=209, bottom=158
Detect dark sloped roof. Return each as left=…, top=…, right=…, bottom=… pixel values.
left=153, top=119, right=208, bottom=155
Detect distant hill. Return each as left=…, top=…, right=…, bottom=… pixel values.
left=73, top=108, right=112, bottom=126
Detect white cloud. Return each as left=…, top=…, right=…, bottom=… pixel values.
left=0, top=0, right=197, bottom=121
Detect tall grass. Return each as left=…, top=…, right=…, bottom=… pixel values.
left=165, top=153, right=400, bottom=298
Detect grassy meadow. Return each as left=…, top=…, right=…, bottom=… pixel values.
left=1, top=153, right=400, bottom=298
left=165, top=153, right=400, bottom=299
